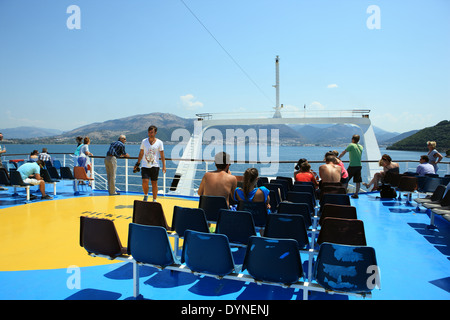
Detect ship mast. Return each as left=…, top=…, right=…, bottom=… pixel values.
left=272, top=55, right=282, bottom=118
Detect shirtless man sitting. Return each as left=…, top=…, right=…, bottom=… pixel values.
left=198, top=152, right=237, bottom=207
left=319, top=155, right=342, bottom=183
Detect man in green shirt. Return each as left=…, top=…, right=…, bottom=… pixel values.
left=339, top=134, right=363, bottom=198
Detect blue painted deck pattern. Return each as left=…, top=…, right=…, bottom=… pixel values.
left=0, top=182, right=449, bottom=301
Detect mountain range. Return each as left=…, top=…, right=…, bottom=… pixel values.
left=0, top=112, right=439, bottom=149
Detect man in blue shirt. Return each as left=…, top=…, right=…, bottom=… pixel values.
left=17, top=160, right=52, bottom=200
left=416, top=155, right=435, bottom=176
left=104, top=135, right=130, bottom=195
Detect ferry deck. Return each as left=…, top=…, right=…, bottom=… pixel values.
left=1, top=174, right=449, bottom=303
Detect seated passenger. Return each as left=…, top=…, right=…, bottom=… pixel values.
left=319, top=155, right=342, bottom=184
left=295, top=162, right=319, bottom=189
left=294, top=158, right=319, bottom=181
left=198, top=152, right=237, bottom=207
left=17, top=160, right=52, bottom=200
left=29, top=150, right=39, bottom=162
left=233, top=168, right=270, bottom=211
left=38, top=148, right=52, bottom=164
left=416, top=155, right=435, bottom=176
left=363, top=154, right=399, bottom=191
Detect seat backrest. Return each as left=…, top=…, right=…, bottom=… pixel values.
left=80, top=216, right=125, bottom=258
left=256, top=176, right=269, bottom=187
left=419, top=177, right=442, bottom=193
left=319, top=186, right=347, bottom=202
left=74, top=166, right=90, bottom=180
left=277, top=202, right=312, bottom=229
left=40, top=168, right=55, bottom=183
left=270, top=179, right=289, bottom=198
left=215, top=209, right=256, bottom=245
left=127, top=223, right=175, bottom=267
left=47, top=166, right=61, bottom=180
left=440, top=190, right=450, bottom=207
left=171, top=206, right=209, bottom=237
left=242, top=236, right=303, bottom=285
left=198, top=195, right=228, bottom=223
left=317, top=217, right=367, bottom=246
left=52, top=160, right=62, bottom=169
left=0, top=168, right=10, bottom=185
left=263, top=213, right=309, bottom=249
left=268, top=190, right=279, bottom=212
left=132, top=200, right=169, bottom=229
left=181, top=230, right=235, bottom=277
left=60, top=167, right=75, bottom=179
left=319, top=204, right=357, bottom=226
left=292, top=184, right=315, bottom=197
left=314, top=242, right=378, bottom=294
left=429, top=184, right=446, bottom=202
left=237, top=201, right=268, bottom=227
left=10, top=170, right=29, bottom=186
left=320, top=193, right=351, bottom=212
left=398, top=176, right=417, bottom=192
left=286, top=191, right=315, bottom=213
left=276, top=176, right=293, bottom=191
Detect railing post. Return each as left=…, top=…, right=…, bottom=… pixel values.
left=125, top=158, right=129, bottom=193
left=163, top=171, right=166, bottom=197
left=91, top=157, right=95, bottom=190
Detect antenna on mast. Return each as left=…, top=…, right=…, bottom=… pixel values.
left=272, top=55, right=282, bottom=118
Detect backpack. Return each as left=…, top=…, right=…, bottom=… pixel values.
left=379, top=184, right=397, bottom=198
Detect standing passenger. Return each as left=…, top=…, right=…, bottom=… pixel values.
left=134, top=125, right=166, bottom=202
left=104, top=135, right=129, bottom=195
left=339, top=134, right=363, bottom=198
left=427, top=141, right=443, bottom=174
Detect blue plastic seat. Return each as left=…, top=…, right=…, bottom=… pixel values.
left=286, top=191, right=315, bottom=214
left=292, top=184, right=316, bottom=199
left=277, top=202, right=312, bottom=229
left=242, top=236, right=304, bottom=285
left=237, top=201, right=268, bottom=227
left=198, top=195, right=228, bottom=223
left=314, top=242, right=379, bottom=294
left=215, top=209, right=256, bottom=245
left=181, top=230, right=236, bottom=277
left=128, top=223, right=176, bottom=268
left=263, top=214, right=309, bottom=249
left=60, top=167, right=75, bottom=180
left=171, top=206, right=209, bottom=237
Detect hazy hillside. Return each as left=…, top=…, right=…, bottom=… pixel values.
left=0, top=127, right=63, bottom=139
left=2, top=112, right=421, bottom=147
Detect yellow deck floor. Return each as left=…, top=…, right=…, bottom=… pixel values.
left=0, top=195, right=197, bottom=271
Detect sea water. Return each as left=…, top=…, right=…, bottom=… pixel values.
left=2, top=143, right=441, bottom=193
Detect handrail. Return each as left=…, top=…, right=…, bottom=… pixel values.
left=2, top=153, right=449, bottom=197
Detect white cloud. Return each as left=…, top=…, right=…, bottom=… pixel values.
left=180, top=94, right=204, bottom=110
left=308, top=101, right=326, bottom=110
left=327, top=84, right=338, bottom=89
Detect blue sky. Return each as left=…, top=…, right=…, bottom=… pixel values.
left=0, top=0, right=449, bottom=133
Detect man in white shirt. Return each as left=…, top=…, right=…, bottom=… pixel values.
left=135, top=125, right=166, bottom=201
left=416, top=155, right=436, bottom=176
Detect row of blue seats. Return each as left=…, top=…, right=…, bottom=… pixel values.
left=80, top=212, right=380, bottom=300
left=414, top=184, right=450, bottom=227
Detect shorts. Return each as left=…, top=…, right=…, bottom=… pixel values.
left=24, top=178, right=41, bottom=185
left=347, top=166, right=362, bottom=183
left=141, top=167, right=159, bottom=181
